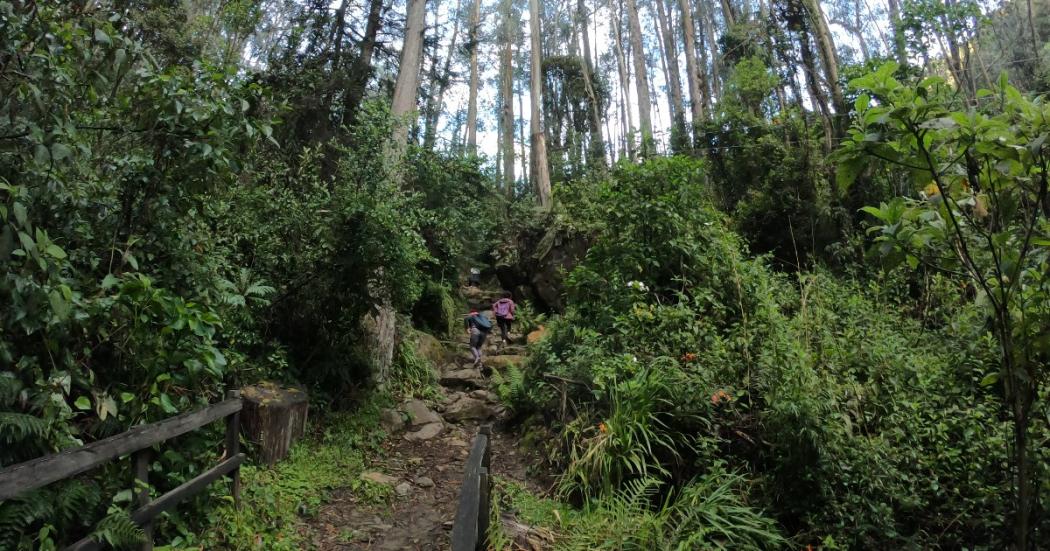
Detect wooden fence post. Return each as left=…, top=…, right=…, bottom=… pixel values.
left=225, top=390, right=242, bottom=510
left=477, top=468, right=490, bottom=550
left=133, top=449, right=153, bottom=551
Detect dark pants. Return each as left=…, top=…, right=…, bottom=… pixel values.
left=469, top=331, right=488, bottom=364
left=496, top=316, right=512, bottom=341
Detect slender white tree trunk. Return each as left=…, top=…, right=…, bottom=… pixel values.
left=529, top=0, right=552, bottom=207
left=499, top=0, right=516, bottom=193
left=679, top=0, right=705, bottom=138
left=465, top=0, right=482, bottom=151
left=625, top=0, right=654, bottom=154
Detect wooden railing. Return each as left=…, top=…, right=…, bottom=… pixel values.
left=451, top=424, right=492, bottom=551
left=0, top=391, right=244, bottom=551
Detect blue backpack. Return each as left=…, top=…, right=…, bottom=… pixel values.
left=471, top=313, right=492, bottom=331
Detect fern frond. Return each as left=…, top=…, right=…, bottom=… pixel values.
left=53, top=480, right=102, bottom=526
left=0, top=412, right=48, bottom=444
left=0, top=490, right=53, bottom=547
left=0, top=372, right=22, bottom=406
left=93, top=509, right=144, bottom=548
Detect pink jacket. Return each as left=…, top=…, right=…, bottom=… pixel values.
left=492, top=298, right=516, bottom=320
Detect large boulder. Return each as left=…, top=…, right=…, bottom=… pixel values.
left=494, top=221, right=590, bottom=312
left=440, top=367, right=486, bottom=389
left=401, top=399, right=442, bottom=426
left=404, top=422, right=444, bottom=441
left=485, top=355, right=528, bottom=370
left=443, top=395, right=501, bottom=422
left=412, top=332, right=446, bottom=366
left=380, top=408, right=406, bottom=432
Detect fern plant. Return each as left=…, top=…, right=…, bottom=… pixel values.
left=0, top=480, right=104, bottom=550
left=491, top=364, right=529, bottom=412
left=93, top=508, right=145, bottom=549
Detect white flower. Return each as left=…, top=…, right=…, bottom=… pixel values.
left=626, top=280, right=649, bottom=292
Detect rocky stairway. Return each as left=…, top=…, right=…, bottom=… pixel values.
left=303, top=297, right=539, bottom=550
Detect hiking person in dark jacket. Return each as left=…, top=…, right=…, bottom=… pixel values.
left=492, top=291, right=517, bottom=344
left=464, top=309, right=492, bottom=367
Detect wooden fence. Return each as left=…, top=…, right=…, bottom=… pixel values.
left=451, top=424, right=492, bottom=551
left=0, top=391, right=244, bottom=551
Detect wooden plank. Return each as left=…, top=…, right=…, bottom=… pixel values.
left=133, top=450, right=153, bottom=551
left=130, top=453, right=244, bottom=525
left=477, top=468, right=490, bottom=551
left=0, top=398, right=241, bottom=501
left=451, top=471, right=481, bottom=551
left=224, top=390, right=242, bottom=509
left=64, top=454, right=245, bottom=551
left=451, top=431, right=489, bottom=551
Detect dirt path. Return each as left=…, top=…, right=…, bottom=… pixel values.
left=302, top=311, right=545, bottom=550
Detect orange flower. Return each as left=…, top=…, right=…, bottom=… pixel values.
left=681, top=352, right=698, bottom=362
left=711, top=390, right=732, bottom=405
left=598, top=422, right=608, bottom=433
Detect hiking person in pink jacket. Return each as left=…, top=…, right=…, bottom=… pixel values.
left=492, top=291, right=517, bottom=344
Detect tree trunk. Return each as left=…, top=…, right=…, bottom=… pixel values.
left=656, top=0, right=687, bottom=151
left=344, top=0, right=386, bottom=127
left=578, top=0, right=605, bottom=166
left=1026, top=0, right=1039, bottom=60
left=700, top=0, right=722, bottom=100
left=801, top=0, right=846, bottom=116
left=500, top=0, right=516, bottom=194
left=391, top=0, right=428, bottom=146
left=679, top=0, right=706, bottom=142
left=798, top=29, right=833, bottom=151
left=719, top=0, right=735, bottom=26
left=424, top=0, right=464, bottom=149
left=853, top=0, right=870, bottom=62
left=465, top=0, right=482, bottom=152
left=371, top=0, right=427, bottom=382
left=625, top=0, right=654, bottom=155
left=529, top=0, right=552, bottom=207
left=886, top=0, right=907, bottom=65
left=611, top=0, right=636, bottom=159
left=518, top=85, right=529, bottom=190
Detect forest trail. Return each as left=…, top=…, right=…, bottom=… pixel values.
left=301, top=287, right=547, bottom=550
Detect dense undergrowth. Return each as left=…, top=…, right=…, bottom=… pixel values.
left=0, top=5, right=496, bottom=547
left=501, top=155, right=1044, bottom=549
left=3, top=1, right=1049, bottom=549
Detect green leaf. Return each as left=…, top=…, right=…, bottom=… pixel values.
left=94, top=29, right=111, bottom=45
left=980, top=372, right=1000, bottom=386
left=13, top=202, right=27, bottom=226
left=837, top=157, right=865, bottom=192
left=50, top=143, right=72, bottom=161
left=44, top=244, right=67, bottom=259
left=74, top=396, right=91, bottom=410
left=121, top=392, right=135, bottom=403
left=158, top=393, right=177, bottom=414
left=102, top=273, right=119, bottom=289
left=854, top=93, right=870, bottom=112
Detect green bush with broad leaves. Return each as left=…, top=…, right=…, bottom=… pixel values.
left=513, top=155, right=1022, bottom=548
left=838, top=62, right=1050, bottom=549
left=0, top=3, right=494, bottom=547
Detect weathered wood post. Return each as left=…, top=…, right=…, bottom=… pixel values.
left=240, top=382, right=308, bottom=466
left=225, top=389, right=242, bottom=509
left=478, top=424, right=492, bottom=550
left=133, top=449, right=152, bottom=551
